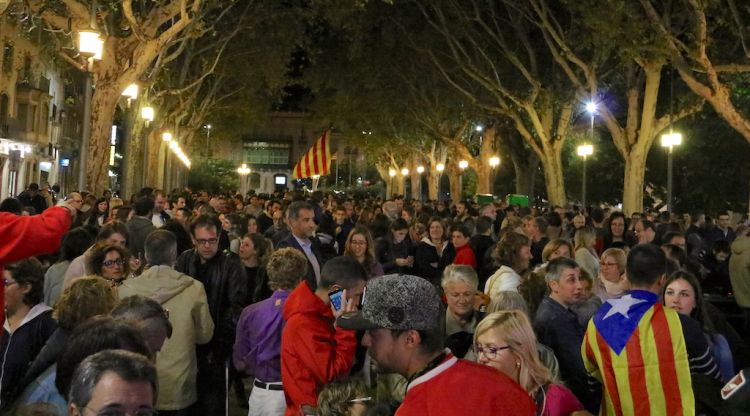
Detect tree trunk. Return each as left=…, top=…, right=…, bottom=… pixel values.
left=476, top=164, right=491, bottom=194
left=427, top=170, right=439, bottom=201
left=622, top=147, right=648, bottom=215
left=540, top=146, right=566, bottom=206
left=122, top=109, right=145, bottom=199
left=87, top=85, right=121, bottom=194
left=447, top=165, right=462, bottom=202
left=410, top=171, right=421, bottom=200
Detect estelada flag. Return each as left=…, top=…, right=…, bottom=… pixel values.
left=293, top=131, right=332, bottom=179
left=582, top=290, right=695, bottom=415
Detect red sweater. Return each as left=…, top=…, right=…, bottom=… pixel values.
left=281, top=281, right=356, bottom=415
left=397, top=353, right=536, bottom=415
left=0, top=207, right=71, bottom=336
left=452, top=244, right=477, bottom=268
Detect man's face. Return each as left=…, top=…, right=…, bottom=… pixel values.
left=344, top=201, right=354, bottom=216
left=174, top=210, right=189, bottom=226
left=68, top=372, right=155, bottom=416
left=635, top=221, right=654, bottom=244
left=456, top=203, right=466, bottom=216
left=334, top=209, right=347, bottom=224
left=175, top=197, right=186, bottom=209
left=445, top=281, right=475, bottom=318
left=154, top=195, right=166, bottom=213
left=450, top=231, right=469, bottom=248
left=270, top=202, right=282, bottom=214
left=719, top=215, right=731, bottom=230
left=192, top=225, right=220, bottom=261
left=394, top=198, right=404, bottom=210
left=669, top=235, right=687, bottom=250
left=250, top=196, right=260, bottom=207
left=290, top=208, right=316, bottom=239
left=362, top=328, right=408, bottom=375
left=550, top=267, right=583, bottom=307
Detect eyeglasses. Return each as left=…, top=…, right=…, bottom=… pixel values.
left=84, top=405, right=157, bottom=416
left=3, top=279, right=17, bottom=287
left=473, top=344, right=512, bottom=360
left=102, top=259, right=125, bottom=268
left=196, top=238, right=219, bottom=246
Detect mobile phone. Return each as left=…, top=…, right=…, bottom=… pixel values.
left=328, top=288, right=344, bottom=311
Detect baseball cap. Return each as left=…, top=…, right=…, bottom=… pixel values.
left=337, top=274, right=441, bottom=331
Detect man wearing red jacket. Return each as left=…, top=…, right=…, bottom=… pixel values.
left=281, top=256, right=367, bottom=416
left=0, top=201, right=76, bottom=334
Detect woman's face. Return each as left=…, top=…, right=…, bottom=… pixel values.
left=475, top=328, right=520, bottom=383
left=247, top=218, right=258, bottom=234
left=515, top=245, right=532, bottom=271
left=98, top=201, right=108, bottom=213
left=392, top=228, right=408, bottom=244
left=610, top=217, right=625, bottom=237
left=349, top=233, right=368, bottom=259
left=429, top=221, right=444, bottom=241
left=599, top=255, right=622, bottom=282
left=445, top=281, right=475, bottom=318
left=3, top=270, right=28, bottom=313
left=219, top=214, right=232, bottom=232
left=573, top=216, right=586, bottom=229
left=239, top=237, right=256, bottom=260
left=665, top=278, right=697, bottom=316
left=548, top=244, right=570, bottom=261
left=101, top=250, right=125, bottom=281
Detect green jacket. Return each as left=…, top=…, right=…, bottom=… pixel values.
left=730, top=235, right=750, bottom=308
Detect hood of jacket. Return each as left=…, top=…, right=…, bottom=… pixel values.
left=282, top=281, right=331, bottom=323
left=120, top=265, right=194, bottom=305
left=420, top=236, right=447, bottom=249
left=3, top=303, right=52, bottom=333
left=732, top=235, right=750, bottom=256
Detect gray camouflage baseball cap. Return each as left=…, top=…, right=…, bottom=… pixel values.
left=337, top=274, right=441, bottom=331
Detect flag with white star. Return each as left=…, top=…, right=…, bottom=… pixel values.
left=593, top=290, right=658, bottom=354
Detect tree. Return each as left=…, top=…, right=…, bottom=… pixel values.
left=29, top=0, right=216, bottom=194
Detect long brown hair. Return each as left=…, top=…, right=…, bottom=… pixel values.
left=344, top=226, right=377, bottom=276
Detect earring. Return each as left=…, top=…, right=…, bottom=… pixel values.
left=516, top=361, right=521, bottom=368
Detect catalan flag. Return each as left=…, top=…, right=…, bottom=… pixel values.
left=292, top=131, right=332, bottom=179
left=582, top=290, right=694, bottom=415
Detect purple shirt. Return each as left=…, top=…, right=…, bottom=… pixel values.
left=233, top=290, right=290, bottom=382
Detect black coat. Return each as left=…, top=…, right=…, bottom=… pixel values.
left=276, top=233, right=324, bottom=290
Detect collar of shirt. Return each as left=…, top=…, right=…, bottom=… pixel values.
left=293, top=233, right=312, bottom=250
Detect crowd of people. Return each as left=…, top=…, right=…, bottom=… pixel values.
left=1, top=182, right=750, bottom=415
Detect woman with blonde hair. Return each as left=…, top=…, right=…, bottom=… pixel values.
left=574, top=227, right=599, bottom=282
left=474, top=310, right=585, bottom=416
left=595, top=247, right=629, bottom=300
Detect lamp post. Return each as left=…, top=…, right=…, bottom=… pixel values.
left=204, top=124, right=212, bottom=159
left=489, top=156, right=500, bottom=195
left=577, top=144, right=593, bottom=208
left=436, top=163, right=445, bottom=201
left=416, top=165, right=425, bottom=201
left=76, top=30, right=103, bottom=191
left=458, top=160, right=468, bottom=199
left=401, top=167, right=409, bottom=197
left=388, top=168, right=397, bottom=198
left=661, top=132, right=682, bottom=212
left=140, top=106, right=154, bottom=187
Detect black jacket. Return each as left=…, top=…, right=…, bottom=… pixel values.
left=175, top=249, right=246, bottom=361
left=375, top=237, right=413, bottom=275
left=413, top=239, right=454, bottom=286
left=276, top=233, right=324, bottom=290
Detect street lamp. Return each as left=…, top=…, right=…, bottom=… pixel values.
left=161, top=132, right=173, bottom=142
left=416, top=165, right=425, bottom=201
left=458, top=160, right=469, bottom=199
left=577, top=144, right=594, bottom=208
left=661, top=132, right=682, bottom=212
left=237, top=163, right=251, bottom=195
left=489, top=156, right=500, bottom=195
left=204, top=124, right=212, bottom=158
left=141, top=106, right=154, bottom=126
left=121, top=83, right=138, bottom=107
left=436, top=163, right=445, bottom=173
left=76, top=29, right=103, bottom=191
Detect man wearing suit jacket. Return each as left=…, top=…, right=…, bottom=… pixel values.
left=276, top=201, right=323, bottom=289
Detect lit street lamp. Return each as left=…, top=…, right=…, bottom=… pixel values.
left=577, top=144, right=593, bottom=208
left=237, top=163, right=251, bottom=195
left=458, top=160, right=469, bottom=199
left=389, top=168, right=397, bottom=198
left=416, top=165, right=425, bottom=200
left=489, top=156, right=500, bottom=195
left=204, top=124, right=212, bottom=159
left=661, top=132, right=682, bottom=212
left=162, top=132, right=173, bottom=142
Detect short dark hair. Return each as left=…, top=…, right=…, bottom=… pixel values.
left=319, top=256, right=367, bottom=290
left=626, top=244, right=666, bottom=286
left=68, top=350, right=157, bottom=410
left=133, top=197, right=155, bottom=217
left=391, top=327, right=444, bottom=355
left=662, top=231, right=684, bottom=245
left=640, top=219, right=656, bottom=232
left=390, top=218, right=409, bottom=232
left=144, top=230, right=177, bottom=265
left=190, top=214, right=221, bottom=237
left=97, top=221, right=129, bottom=244
left=112, top=295, right=173, bottom=339
left=28, top=183, right=39, bottom=191
left=56, top=316, right=153, bottom=399
left=287, top=201, right=314, bottom=220
left=449, top=224, right=471, bottom=238
left=475, top=216, right=493, bottom=234
left=5, top=258, right=45, bottom=305
left=60, top=227, right=96, bottom=262
left=0, top=197, right=22, bottom=214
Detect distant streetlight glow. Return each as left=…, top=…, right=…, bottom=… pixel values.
left=401, top=168, right=409, bottom=176
left=122, top=84, right=139, bottom=99
left=416, top=165, right=425, bottom=174
left=458, top=160, right=469, bottom=170
left=78, top=30, right=103, bottom=60
left=141, top=106, right=154, bottom=122
left=388, top=168, right=397, bottom=177
left=585, top=101, right=598, bottom=114
left=436, top=163, right=445, bottom=172
left=661, top=132, right=683, bottom=212
left=489, top=156, right=500, bottom=167
left=475, top=125, right=484, bottom=132
left=577, top=144, right=593, bottom=157
left=661, top=132, right=683, bottom=148
left=162, top=132, right=173, bottom=142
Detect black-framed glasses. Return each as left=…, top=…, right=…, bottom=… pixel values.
left=102, top=259, right=126, bottom=268
left=473, top=344, right=512, bottom=360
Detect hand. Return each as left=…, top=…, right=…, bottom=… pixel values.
left=395, top=258, right=408, bottom=266
left=474, top=293, right=491, bottom=311
left=129, top=256, right=142, bottom=272
left=56, top=200, right=78, bottom=219
left=406, top=256, right=414, bottom=266
left=332, top=289, right=358, bottom=319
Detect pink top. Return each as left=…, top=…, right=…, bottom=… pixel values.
left=538, top=383, right=585, bottom=416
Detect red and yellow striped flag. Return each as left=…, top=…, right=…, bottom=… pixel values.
left=582, top=292, right=694, bottom=415
left=293, top=131, right=331, bottom=179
